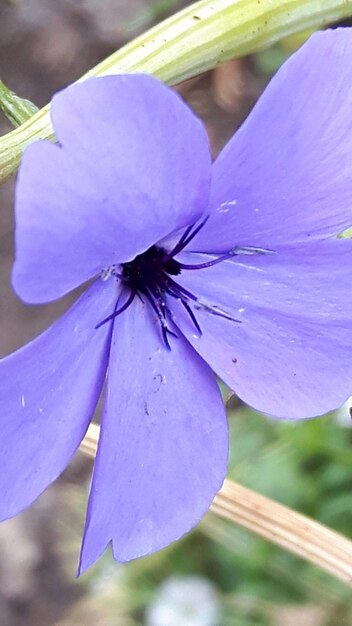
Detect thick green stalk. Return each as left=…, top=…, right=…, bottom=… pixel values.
left=0, top=0, right=352, bottom=183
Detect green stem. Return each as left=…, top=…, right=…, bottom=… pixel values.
left=0, top=81, right=39, bottom=127
left=0, top=0, right=352, bottom=183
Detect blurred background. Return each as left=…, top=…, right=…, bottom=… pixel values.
left=0, top=1, right=351, bottom=624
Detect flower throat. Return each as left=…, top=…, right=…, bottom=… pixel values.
left=97, top=217, right=273, bottom=348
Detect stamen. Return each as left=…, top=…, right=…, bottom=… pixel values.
left=164, top=216, right=209, bottom=259
left=164, top=276, right=241, bottom=324
left=142, top=285, right=177, bottom=350
left=101, top=265, right=123, bottom=281
left=193, top=302, right=242, bottom=324
left=233, top=245, right=277, bottom=256
left=95, top=289, right=136, bottom=329
left=180, top=299, right=202, bottom=335
left=177, top=252, right=234, bottom=271
left=97, top=217, right=263, bottom=347
left=178, top=245, right=276, bottom=271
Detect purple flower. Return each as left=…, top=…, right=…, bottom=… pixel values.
left=1, top=28, right=352, bottom=574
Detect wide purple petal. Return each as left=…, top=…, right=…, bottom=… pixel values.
left=190, top=29, right=352, bottom=253
left=172, top=240, right=352, bottom=418
left=78, top=296, right=228, bottom=573
left=13, top=74, right=211, bottom=303
left=0, top=279, right=118, bottom=520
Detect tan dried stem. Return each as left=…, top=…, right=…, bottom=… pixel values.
left=80, top=423, right=352, bottom=585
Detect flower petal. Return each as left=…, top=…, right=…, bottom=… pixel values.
left=190, top=29, right=352, bottom=253
left=0, top=279, right=118, bottom=520
left=78, top=296, right=228, bottom=573
left=13, top=74, right=211, bottom=303
left=172, top=240, right=352, bottom=418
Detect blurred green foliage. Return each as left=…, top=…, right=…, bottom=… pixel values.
left=127, top=0, right=184, bottom=33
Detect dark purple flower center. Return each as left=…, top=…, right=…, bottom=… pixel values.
left=97, top=218, right=274, bottom=348
left=122, top=245, right=182, bottom=285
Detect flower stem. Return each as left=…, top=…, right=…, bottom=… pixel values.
left=0, top=80, right=39, bottom=128
left=1, top=0, right=352, bottom=182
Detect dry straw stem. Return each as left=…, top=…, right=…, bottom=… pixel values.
left=80, top=423, right=352, bottom=586
left=1, top=0, right=352, bottom=182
